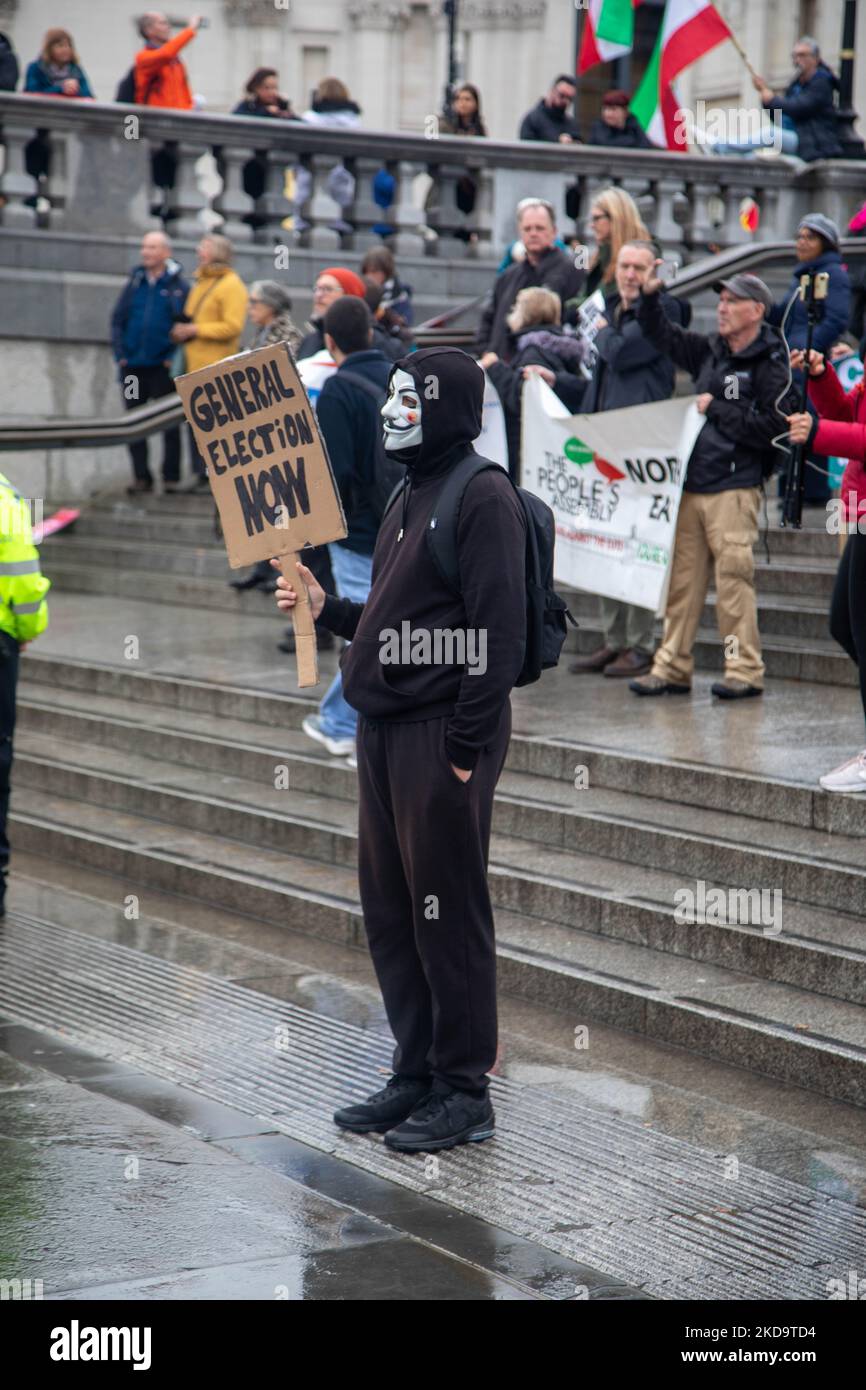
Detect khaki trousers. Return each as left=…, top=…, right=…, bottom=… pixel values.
left=651, top=486, right=764, bottom=688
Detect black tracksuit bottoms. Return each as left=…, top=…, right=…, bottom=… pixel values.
left=356, top=704, right=512, bottom=1097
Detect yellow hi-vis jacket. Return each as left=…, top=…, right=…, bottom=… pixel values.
left=0, top=474, right=50, bottom=642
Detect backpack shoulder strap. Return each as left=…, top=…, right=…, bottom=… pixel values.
left=427, top=454, right=508, bottom=593
left=334, top=370, right=387, bottom=404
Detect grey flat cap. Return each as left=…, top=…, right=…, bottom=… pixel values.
left=712, top=272, right=774, bottom=309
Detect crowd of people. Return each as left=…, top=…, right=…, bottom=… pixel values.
left=3, top=14, right=866, bottom=1154
left=105, top=163, right=866, bottom=798
left=2, top=18, right=850, bottom=166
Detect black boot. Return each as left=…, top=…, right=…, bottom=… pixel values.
left=333, top=1075, right=432, bottom=1134
left=384, top=1087, right=495, bottom=1153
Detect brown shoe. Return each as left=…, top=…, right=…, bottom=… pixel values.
left=603, top=647, right=653, bottom=678
left=569, top=645, right=618, bottom=674
left=711, top=680, right=763, bottom=700
left=629, top=674, right=691, bottom=696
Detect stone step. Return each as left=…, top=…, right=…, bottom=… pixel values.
left=69, top=509, right=223, bottom=547
left=22, top=652, right=312, bottom=726
left=42, top=533, right=233, bottom=580
left=16, top=736, right=865, bottom=916
left=570, top=618, right=855, bottom=685
left=17, top=680, right=866, bottom=837
left=9, top=796, right=866, bottom=1107
left=567, top=587, right=832, bottom=643
left=41, top=557, right=270, bottom=613
left=12, top=728, right=866, bottom=1000
left=37, top=555, right=858, bottom=684
left=753, top=557, right=837, bottom=600
left=52, top=513, right=842, bottom=601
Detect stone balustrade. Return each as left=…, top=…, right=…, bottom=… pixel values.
left=3, top=94, right=866, bottom=263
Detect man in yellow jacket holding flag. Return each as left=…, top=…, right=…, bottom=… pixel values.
left=0, top=473, right=50, bottom=917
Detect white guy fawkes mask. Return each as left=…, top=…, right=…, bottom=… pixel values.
left=381, top=368, right=423, bottom=452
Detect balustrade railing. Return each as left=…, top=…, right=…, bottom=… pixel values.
left=3, top=94, right=866, bottom=262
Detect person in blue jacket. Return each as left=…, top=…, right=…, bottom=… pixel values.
left=768, top=212, right=850, bottom=503
left=23, top=29, right=93, bottom=189
left=110, top=231, right=189, bottom=494
left=755, top=37, right=842, bottom=162
left=25, top=28, right=93, bottom=98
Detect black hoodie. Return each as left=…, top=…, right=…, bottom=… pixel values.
left=319, top=348, right=527, bottom=770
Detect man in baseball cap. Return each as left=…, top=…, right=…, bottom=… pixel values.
left=628, top=260, right=796, bottom=701
left=711, top=273, right=774, bottom=310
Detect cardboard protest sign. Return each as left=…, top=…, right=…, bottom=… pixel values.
left=176, top=342, right=347, bottom=687
left=521, top=376, right=703, bottom=614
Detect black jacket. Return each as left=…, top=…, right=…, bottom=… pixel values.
left=319, top=348, right=527, bottom=771
left=476, top=247, right=585, bottom=360
left=0, top=32, right=18, bottom=91
left=231, top=97, right=299, bottom=119
left=519, top=98, right=581, bottom=143
left=486, top=325, right=585, bottom=476
left=763, top=64, right=841, bottom=161
left=316, top=348, right=392, bottom=557
left=637, top=291, right=795, bottom=493
left=581, top=291, right=681, bottom=414
left=586, top=115, right=653, bottom=149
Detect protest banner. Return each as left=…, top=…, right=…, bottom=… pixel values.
left=175, top=342, right=347, bottom=688
left=521, top=375, right=703, bottom=614
left=478, top=371, right=508, bottom=468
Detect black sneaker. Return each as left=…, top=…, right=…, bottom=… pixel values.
left=383, top=1087, right=495, bottom=1153
left=333, top=1075, right=432, bottom=1134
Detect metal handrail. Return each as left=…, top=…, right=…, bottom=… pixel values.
left=1, top=239, right=863, bottom=452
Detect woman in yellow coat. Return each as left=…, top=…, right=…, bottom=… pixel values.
left=171, top=232, right=249, bottom=486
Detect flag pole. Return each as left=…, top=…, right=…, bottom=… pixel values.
left=725, top=23, right=761, bottom=84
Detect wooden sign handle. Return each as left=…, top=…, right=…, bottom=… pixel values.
left=279, top=552, right=319, bottom=688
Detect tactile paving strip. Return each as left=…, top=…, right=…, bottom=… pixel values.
left=2, top=911, right=863, bottom=1300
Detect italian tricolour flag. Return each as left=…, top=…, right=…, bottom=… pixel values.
left=631, top=0, right=731, bottom=149
left=578, top=0, right=641, bottom=73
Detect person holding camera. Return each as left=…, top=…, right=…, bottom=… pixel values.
left=630, top=269, right=795, bottom=701
left=788, top=348, right=866, bottom=790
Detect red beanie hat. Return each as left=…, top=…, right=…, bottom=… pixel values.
left=322, top=266, right=366, bottom=298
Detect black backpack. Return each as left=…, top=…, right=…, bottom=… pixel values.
left=116, top=65, right=159, bottom=103
left=115, top=68, right=137, bottom=102
left=337, top=370, right=406, bottom=522
left=384, top=453, right=576, bottom=687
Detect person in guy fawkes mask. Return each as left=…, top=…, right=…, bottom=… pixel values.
left=273, top=347, right=526, bottom=1152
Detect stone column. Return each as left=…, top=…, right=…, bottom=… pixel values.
left=170, top=141, right=211, bottom=240
left=213, top=145, right=254, bottom=242
left=306, top=153, right=343, bottom=254
left=390, top=160, right=428, bottom=257
left=257, top=148, right=292, bottom=245
left=0, top=120, right=38, bottom=229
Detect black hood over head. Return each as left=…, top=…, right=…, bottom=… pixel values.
left=388, top=347, right=484, bottom=476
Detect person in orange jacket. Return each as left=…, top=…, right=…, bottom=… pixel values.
left=134, top=12, right=201, bottom=108
left=135, top=13, right=202, bottom=218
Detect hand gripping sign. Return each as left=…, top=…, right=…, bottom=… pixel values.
left=175, top=343, right=347, bottom=688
